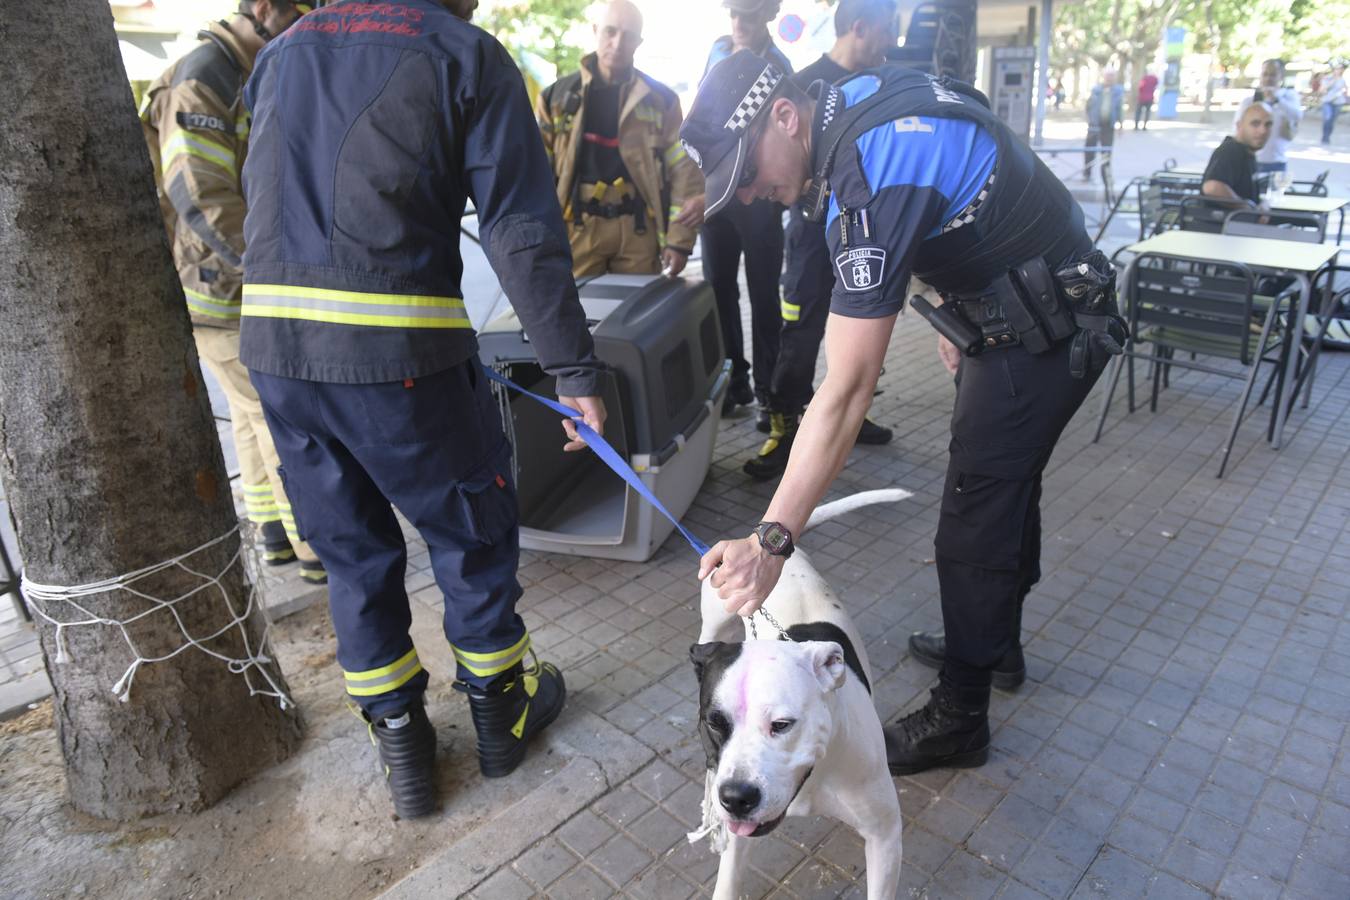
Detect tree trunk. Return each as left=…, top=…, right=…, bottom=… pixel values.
left=0, top=0, right=303, bottom=819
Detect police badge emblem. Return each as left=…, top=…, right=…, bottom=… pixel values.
left=835, top=247, right=886, bottom=292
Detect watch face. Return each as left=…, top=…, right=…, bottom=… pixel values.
left=761, top=524, right=788, bottom=553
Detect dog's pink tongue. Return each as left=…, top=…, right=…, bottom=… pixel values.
left=728, top=820, right=757, bottom=837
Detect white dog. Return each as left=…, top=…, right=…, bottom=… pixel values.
left=689, top=489, right=909, bottom=900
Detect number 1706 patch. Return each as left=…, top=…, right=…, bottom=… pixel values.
left=835, top=247, right=886, bottom=292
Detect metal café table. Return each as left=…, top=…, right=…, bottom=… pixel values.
left=1268, top=194, right=1349, bottom=243
left=1121, top=230, right=1339, bottom=449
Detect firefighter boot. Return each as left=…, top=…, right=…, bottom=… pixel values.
left=457, top=658, right=566, bottom=778
left=299, top=559, right=329, bottom=585
left=908, top=631, right=1026, bottom=690
left=743, top=412, right=798, bottom=480
left=366, top=700, right=438, bottom=819
left=259, top=520, right=296, bottom=566
left=883, top=678, right=990, bottom=776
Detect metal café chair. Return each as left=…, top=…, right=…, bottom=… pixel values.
left=1093, top=253, right=1297, bottom=477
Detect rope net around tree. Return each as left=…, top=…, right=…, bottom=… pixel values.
left=20, top=527, right=293, bottom=708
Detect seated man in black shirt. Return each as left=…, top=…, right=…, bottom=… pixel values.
left=1202, top=102, right=1273, bottom=205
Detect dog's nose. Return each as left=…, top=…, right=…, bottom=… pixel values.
left=718, top=781, right=761, bottom=818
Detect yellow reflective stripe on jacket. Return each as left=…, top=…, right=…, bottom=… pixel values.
left=184, top=286, right=242, bottom=320
left=663, top=143, right=687, bottom=168
left=161, top=129, right=236, bottom=174
left=242, top=285, right=470, bottom=329
left=451, top=634, right=531, bottom=677
left=344, top=648, right=424, bottom=697
left=781, top=298, right=801, bottom=322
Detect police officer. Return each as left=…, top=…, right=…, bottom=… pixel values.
left=745, top=0, right=898, bottom=480
left=240, top=0, right=607, bottom=817
left=140, top=0, right=327, bottom=584
left=537, top=0, right=705, bottom=278
left=701, top=0, right=792, bottom=416
left=686, top=52, right=1123, bottom=774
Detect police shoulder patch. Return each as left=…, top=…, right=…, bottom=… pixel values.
left=835, top=247, right=886, bottom=292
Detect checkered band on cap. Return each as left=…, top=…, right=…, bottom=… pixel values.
left=820, top=85, right=841, bottom=128
left=724, top=64, right=783, bottom=133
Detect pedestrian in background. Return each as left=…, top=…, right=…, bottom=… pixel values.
left=1321, top=64, right=1347, bottom=144
left=1084, top=69, right=1122, bottom=184
left=1134, top=68, right=1157, bottom=130
left=1234, top=59, right=1302, bottom=174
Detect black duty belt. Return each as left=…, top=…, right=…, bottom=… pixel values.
left=953, top=296, right=1021, bottom=350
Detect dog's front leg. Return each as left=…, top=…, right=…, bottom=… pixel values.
left=711, top=832, right=751, bottom=900
left=860, top=819, right=903, bottom=900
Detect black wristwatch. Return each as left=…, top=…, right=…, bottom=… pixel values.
left=753, top=521, right=795, bottom=559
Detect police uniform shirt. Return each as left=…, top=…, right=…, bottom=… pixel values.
left=579, top=77, right=630, bottom=186
left=820, top=77, right=999, bottom=318
left=1202, top=136, right=1259, bottom=203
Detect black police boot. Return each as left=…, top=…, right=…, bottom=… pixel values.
left=908, top=631, right=1026, bottom=690
left=259, top=520, right=296, bottom=566
left=884, top=679, right=990, bottom=776
left=743, top=412, right=798, bottom=480
left=756, top=408, right=771, bottom=433
left=723, top=380, right=754, bottom=415
left=856, top=417, right=893, bottom=445
left=299, top=559, right=328, bottom=585
left=365, top=700, right=438, bottom=819
left=457, top=658, right=566, bottom=778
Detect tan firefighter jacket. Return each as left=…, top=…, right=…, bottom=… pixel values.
left=536, top=54, right=704, bottom=254
left=140, top=22, right=255, bottom=328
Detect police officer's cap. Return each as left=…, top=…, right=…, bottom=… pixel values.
left=679, top=51, right=785, bottom=218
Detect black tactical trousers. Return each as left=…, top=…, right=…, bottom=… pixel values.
left=934, top=335, right=1103, bottom=689
left=700, top=199, right=785, bottom=403
left=769, top=206, right=834, bottom=414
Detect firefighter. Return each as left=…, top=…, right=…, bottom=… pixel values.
left=537, top=0, right=705, bottom=278
left=140, top=0, right=326, bottom=584
left=240, top=0, right=607, bottom=818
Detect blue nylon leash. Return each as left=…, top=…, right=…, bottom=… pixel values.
left=481, top=365, right=712, bottom=557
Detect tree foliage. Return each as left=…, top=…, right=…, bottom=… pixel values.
left=1053, top=0, right=1350, bottom=82
left=483, top=0, right=591, bottom=74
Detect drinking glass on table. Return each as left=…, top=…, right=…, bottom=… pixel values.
left=1270, top=170, right=1293, bottom=200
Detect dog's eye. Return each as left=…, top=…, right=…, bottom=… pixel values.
left=770, top=719, right=795, bottom=735
left=708, top=712, right=729, bottom=733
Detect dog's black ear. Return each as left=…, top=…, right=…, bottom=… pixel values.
left=689, top=642, right=724, bottom=683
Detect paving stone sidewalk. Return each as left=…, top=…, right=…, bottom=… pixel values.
left=394, top=303, right=1349, bottom=899
left=3, top=117, right=1348, bottom=896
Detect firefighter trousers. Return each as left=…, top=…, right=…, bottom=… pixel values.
left=193, top=326, right=318, bottom=563
left=251, top=360, right=531, bottom=720
left=568, top=184, right=661, bottom=278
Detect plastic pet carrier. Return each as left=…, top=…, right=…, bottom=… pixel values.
left=478, top=274, right=728, bottom=562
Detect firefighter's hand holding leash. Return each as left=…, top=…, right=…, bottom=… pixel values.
left=558, top=395, right=607, bottom=452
